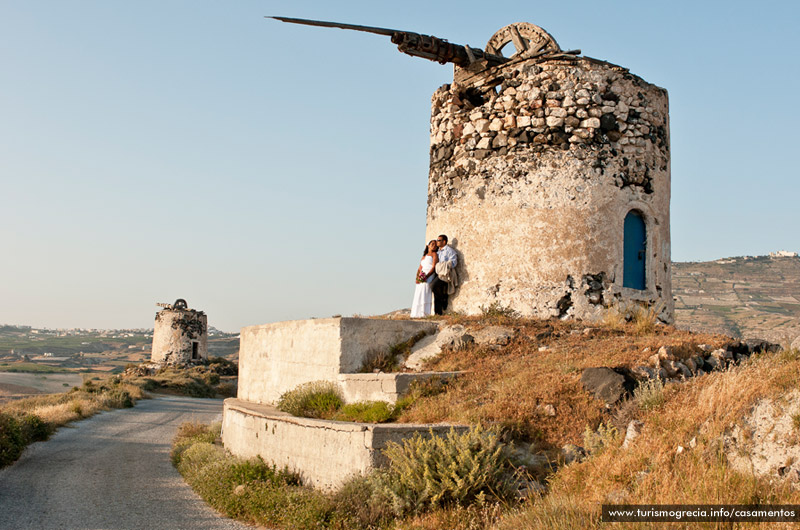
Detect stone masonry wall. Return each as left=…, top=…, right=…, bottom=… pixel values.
left=426, top=56, right=673, bottom=322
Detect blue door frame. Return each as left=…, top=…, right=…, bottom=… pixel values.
left=623, top=211, right=646, bottom=290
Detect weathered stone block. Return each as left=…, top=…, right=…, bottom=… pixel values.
left=337, top=371, right=460, bottom=404
left=580, top=117, right=601, bottom=129
left=237, top=318, right=437, bottom=405
left=545, top=116, right=564, bottom=127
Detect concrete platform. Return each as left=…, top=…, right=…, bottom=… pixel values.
left=237, top=317, right=438, bottom=404
left=222, top=398, right=467, bottom=489
left=338, top=371, right=460, bottom=404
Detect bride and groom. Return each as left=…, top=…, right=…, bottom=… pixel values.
left=410, top=234, right=458, bottom=318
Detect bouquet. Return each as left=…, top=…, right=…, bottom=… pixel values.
left=416, top=270, right=427, bottom=284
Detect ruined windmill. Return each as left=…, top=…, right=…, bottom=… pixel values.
left=272, top=17, right=673, bottom=322
left=151, top=299, right=208, bottom=365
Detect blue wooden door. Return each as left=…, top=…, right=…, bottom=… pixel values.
left=623, top=211, right=646, bottom=290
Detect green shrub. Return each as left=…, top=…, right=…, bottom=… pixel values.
left=0, top=412, right=51, bottom=468
left=171, top=422, right=220, bottom=465
left=479, top=301, right=520, bottom=321
left=206, top=356, right=238, bottom=376
left=328, top=474, right=393, bottom=529
left=80, top=380, right=99, bottom=393
left=0, top=412, right=25, bottom=467
left=178, top=442, right=226, bottom=474
left=140, top=378, right=159, bottom=391
left=216, top=382, right=237, bottom=397
left=173, top=429, right=330, bottom=530
left=101, top=389, right=134, bottom=409
left=374, top=426, right=520, bottom=515
left=18, top=414, right=51, bottom=442
left=633, top=377, right=665, bottom=411
left=230, top=458, right=300, bottom=486
left=360, top=349, right=398, bottom=374
left=180, top=379, right=217, bottom=398
left=334, top=401, right=395, bottom=423
left=207, top=372, right=221, bottom=385
left=277, top=381, right=343, bottom=419
left=582, top=422, right=619, bottom=455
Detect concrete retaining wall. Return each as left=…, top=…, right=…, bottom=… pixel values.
left=222, top=398, right=467, bottom=489
left=237, top=317, right=438, bottom=404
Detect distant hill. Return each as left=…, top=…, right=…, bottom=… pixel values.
left=673, top=254, right=800, bottom=344
left=0, top=325, right=239, bottom=373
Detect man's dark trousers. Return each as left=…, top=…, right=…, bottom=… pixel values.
left=431, top=275, right=448, bottom=315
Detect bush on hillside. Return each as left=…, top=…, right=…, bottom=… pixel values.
left=373, top=426, right=520, bottom=515
left=206, top=356, right=238, bottom=376
left=0, top=412, right=51, bottom=468
left=633, top=377, right=665, bottom=411
left=277, top=381, right=343, bottom=419
left=0, top=413, right=26, bottom=467
left=582, top=422, right=619, bottom=455
left=334, top=401, right=395, bottom=423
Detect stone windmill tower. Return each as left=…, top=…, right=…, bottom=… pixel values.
left=273, top=18, right=673, bottom=322
left=151, top=299, right=208, bottom=365
left=426, top=23, right=673, bottom=322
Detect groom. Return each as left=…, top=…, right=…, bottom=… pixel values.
left=431, top=234, right=457, bottom=315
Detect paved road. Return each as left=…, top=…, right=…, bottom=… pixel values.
left=0, top=396, right=252, bottom=530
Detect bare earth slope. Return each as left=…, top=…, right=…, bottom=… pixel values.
left=673, top=255, right=800, bottom=344
left=0, top=396, right=249, bottom=530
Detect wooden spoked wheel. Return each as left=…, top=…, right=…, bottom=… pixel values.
left=485, top=22, right=561, bottom=59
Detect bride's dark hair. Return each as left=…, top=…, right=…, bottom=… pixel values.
left=423, top=240, right=436, bottom=257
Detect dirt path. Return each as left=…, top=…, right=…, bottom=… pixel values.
left=0, top=396, right=251, bottom=529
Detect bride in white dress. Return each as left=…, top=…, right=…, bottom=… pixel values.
left=410, top=240, right=439, bottom=318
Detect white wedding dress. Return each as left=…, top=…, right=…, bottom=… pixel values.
left=410, top=255, right=435, bottom=318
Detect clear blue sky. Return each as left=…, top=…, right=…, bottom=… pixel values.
left=2, top=1, right=798, bottom=331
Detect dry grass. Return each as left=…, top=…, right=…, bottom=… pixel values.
left=391, top=316, right=800, bottom=527
left=493, top=346, right=800, bottom=529
left=397, top=504, right=506, bottom=530
left=396, top=316, right=727, bottom=447
left=3, top=383, right=144, bottom=422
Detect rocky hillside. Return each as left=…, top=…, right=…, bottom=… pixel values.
left=673, top=254, right=800, bottom=345
left=400, top=315, right=800, bottom=528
